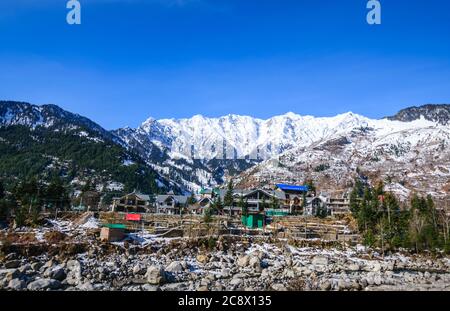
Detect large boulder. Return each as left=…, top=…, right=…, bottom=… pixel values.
left=27, top=278, right=61, bottom=290
left=237, top=255, right=250, bottom=268
left=196, top=254, right=208, bottom=264
left=132, top=264, right=146, bottom=275
left=146, top=266, right=166, bottom=285
left=4, top=260, right=21, bottom=269
left=347, top=263, right=360, bottom=271
left=5, top=269, right=21, bottom=281
left=165, top=261, right=184, bottom=273
left=65, top=260, right=82, bottom=286
left=8, top=278, right=26, bottom=290
left=248, top=256, right=261, bottom=270
left=50, top=266, right=67, bottom=281
left=271, top=283, right=287, bottom=291
left=311, top=256, right=329, bottom=266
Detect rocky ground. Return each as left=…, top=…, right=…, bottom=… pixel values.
left=1, top=217, right=449, bottom=291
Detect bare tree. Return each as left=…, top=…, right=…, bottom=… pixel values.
left=410, top=208, right=426, bottom=252
left=438, top=200, right=450, bottom=245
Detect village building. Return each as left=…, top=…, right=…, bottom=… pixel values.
left=188, top=197, right=214, bottom=215
left=111, top=192, right=153, bottom=213
left=304, top=196, right=328, bottom=216
left=155, top=193, right=189, bottom=214
left=325, top=192, right=351, bottom=216
left=275, top=184, right=309, bottom=214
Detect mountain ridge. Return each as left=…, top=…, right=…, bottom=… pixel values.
left=2, top=101, right=449, bottom=196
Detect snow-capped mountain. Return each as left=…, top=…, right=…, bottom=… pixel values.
left=2, top=100, right=449, bottom=198
left=235, top=114, right=450, bottom=200
left=0, top=101, right=117, bottom=142
left=387, top=104, right=450, bottom=125
left=136, top=112, right=370, bottom=161
left=118, top=104, right=450, bottom=197
left=0, top=101, right=177, bottom=194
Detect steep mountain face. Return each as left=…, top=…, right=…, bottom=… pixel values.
left=138, top=112, right=370, bottom=161
left=388, top=104, right=450, bottom=125
left=235, top=117, right=450, bottom=200
left=115, top=112, right=371, bottom=192
left=118, top=103, right=450, bottom=199
left=113, top=124, right=258, bottom=193
left=0, top=101, right=175, bottom=194
left=0, top=101, right=117, bottom=142
left=2, top=101, right=449, bottom=199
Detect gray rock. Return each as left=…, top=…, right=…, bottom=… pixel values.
left=141, top=284, right=160, bottom=291
left=249, top=256, right=261, bottom=270
left=27, top=278, right=61, bottom=290
left=319, top=280, right=332, bottom=291
left=4, top=260, right=21, bottom=269
left=312, top=256, right=328, bottom=266
left=197, top=285, right=209, bottom=291
left=66, top=260, right=81, bottom=272
left=132, top=264, right=146, bottom=275
left=31, top=262, right=43, bottom=271
left=229, top=278, right=243, bottom=286
left=337, top=280, right=349, bottom=291
left=50, top=266, right=67, bottom=281
left=146, top=266, right=166, bottom=285
left=165, top=261, right=184, bottom=273
left=65, top=260, right=82, bottom=286
left=371, top=262, right=382, bottom=272
left=347, top=263, right=360, bottom=271
left=8, top=278, right=26, bottom=290
left=78, top=282, right=94, bottom=291
left=271, top=283, right=287, bottom=291
left=5, top=269, right=21, bottom=281
left=237, top=255, right=250, bottom=268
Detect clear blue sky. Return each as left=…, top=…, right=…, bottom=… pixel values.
left=0, top=0, right=449, bottom=129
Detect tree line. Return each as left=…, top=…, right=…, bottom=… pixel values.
left=350, top=178, right=450, bottom=254
left=0, top=177, right=70, bottom=227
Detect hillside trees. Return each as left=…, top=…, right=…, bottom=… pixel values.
left=224, top=180, right=234, bottom=208
left=238, top=195, right=249, bottom=216
left=350, top=178, right=448, bottom=253
left=0, top=180, right=4, bottom=199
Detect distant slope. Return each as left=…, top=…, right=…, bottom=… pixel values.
left=235, top=116, right=450, bottom=200
left=387, top=104, right=450, bottom=125
left=0, top=101, right=175, bottom=194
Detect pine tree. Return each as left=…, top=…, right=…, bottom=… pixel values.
left=0, top=180, right=4, bottom=200
left=203, top=207, right=212, bottom=223
left=304, top=179, right=316, bottom=196
left=224, top=180, right=234, bottom=208
left=260, top=197, right=267, bottom=212
left=270, top=196, right=279, bottom=209
left=213, top=196, right=223, bottom=214
left=238, top=195, right=248, bottom=216
left=187, top=193, right=197, bottom=205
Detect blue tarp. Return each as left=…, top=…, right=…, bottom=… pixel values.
left=276, top=184, right=309, bottom=192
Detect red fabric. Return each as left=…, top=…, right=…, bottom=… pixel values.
left=125, top=214, right=141, bottom=221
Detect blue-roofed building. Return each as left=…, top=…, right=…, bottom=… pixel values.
left=275, top=184, right=310, bottom=214
left=275, top=184, right=309, bottom=193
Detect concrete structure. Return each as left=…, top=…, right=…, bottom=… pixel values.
left=100, top=227, right=125, bottom=242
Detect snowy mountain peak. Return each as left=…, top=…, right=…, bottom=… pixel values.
left=387, top=104, right=450, bottom=125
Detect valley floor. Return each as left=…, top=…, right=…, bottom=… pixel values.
left=1, top=214, right=449, bottom=291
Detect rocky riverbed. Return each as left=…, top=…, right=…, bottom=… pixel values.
left=1, top=233, right=449, bottom=291
left=1, top=215, right=450, bottom=291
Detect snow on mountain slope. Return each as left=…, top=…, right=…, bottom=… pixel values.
left=0, top=101, right=118, bottom=143
left=135, top=111, right=372, bottom=161
left=235, top=117, right=450, bottom=199
left=116, top=105, right=450, bottom=195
